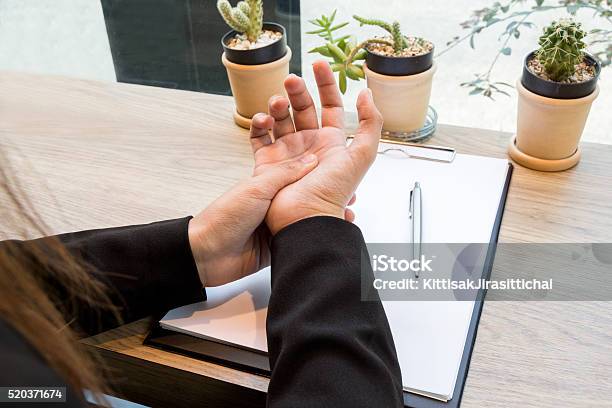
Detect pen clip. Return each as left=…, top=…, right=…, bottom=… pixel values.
left=409, top=189, right=413, bottom=218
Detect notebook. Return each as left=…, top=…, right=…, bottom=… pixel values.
left=159, top=143, right=511, bottom=403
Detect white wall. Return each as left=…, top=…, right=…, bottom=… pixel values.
left=0, top=0, right=115, bottom=82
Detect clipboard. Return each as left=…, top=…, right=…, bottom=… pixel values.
left=145, top=143, right=514, bottom=408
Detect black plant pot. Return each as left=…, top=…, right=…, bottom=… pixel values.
left=521, top=51, right=601, bottom=99
left=222, top=22, right=287, bottom=65
left=365, top=45, right=434, bottom=76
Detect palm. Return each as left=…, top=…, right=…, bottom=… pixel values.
left=249, top=60, right=382, bottom=234
left=254, top=126, right=345, bottom=168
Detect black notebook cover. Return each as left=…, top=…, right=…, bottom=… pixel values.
left=146, top=163, right=514, bottom=408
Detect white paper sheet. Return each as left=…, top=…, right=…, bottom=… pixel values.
left=160, top=144, right=509, bottom=402
left=161, top=269, right=270, bottom=353
left=351, top=149, right=509, bottom=401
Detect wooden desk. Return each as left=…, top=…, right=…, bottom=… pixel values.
left=1, top=72, right=611, bottom=407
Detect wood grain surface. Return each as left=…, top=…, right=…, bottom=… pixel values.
left=1, top=71, right=611, bottom=407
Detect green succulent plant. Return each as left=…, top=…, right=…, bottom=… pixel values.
left=536, top=18, right=587, bottom=82
left=307, top=11, right=396, bottom=94
left=217, top=0, right=263, bottom=42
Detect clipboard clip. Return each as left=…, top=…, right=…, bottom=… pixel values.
left=377, top=139, right=456, bottom=163
left=346, top=136, right=456, bottom=163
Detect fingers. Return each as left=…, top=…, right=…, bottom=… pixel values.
left=313, top=60, right=344, bottom=129
left=344, top=208, right=355, bottom=223
left=284, top=74, right=319, bottom=131
left=268, top=95, right=295, bottom=139
left=349, top=88, right=383, bottom=165
left=344, top=194, right=356, bottom=222
left=253, top=154, right=318, bottom=199
left=249, top=113, right=274, bottom=153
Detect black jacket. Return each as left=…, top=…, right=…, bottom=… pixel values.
left=0, top=216, right=403, bottom=407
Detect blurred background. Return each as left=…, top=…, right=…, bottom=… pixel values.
left=0, top=0, right=609, bottom=143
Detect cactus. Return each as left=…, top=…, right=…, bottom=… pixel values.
left=217, top=0, right=263, bottom=43
left=536, top=19, right=587, bottom=82
left=353, top=15, right=407, bottom=53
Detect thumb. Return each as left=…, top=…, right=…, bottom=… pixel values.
left=253, top=154, right=318, bottom=199
left=350, top=88, right=382, bottom=165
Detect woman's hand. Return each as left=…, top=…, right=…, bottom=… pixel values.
left=251, top=60, right=383, bottom=235
left=187, top=60, right=382, bottom=286
left=188, top=155, right=318, bottom=286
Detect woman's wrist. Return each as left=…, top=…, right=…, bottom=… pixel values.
left=267, top=203, right=346, bottom=236
left=187, top=217, right=209, bottom=286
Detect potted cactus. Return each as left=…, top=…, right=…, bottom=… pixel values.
left=217, top=0, right=291, bottom=128
left=309, top=12, right=435, bottom=135
left=509, top=19, right=601, bottom=171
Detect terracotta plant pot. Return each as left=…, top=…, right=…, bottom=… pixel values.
left=509, top=51, right=601, bottom=172
left=221, top=22, right=290, bottom=129
left=364, top=60, right=436, bottom=134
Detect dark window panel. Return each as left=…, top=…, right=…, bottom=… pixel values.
left=101, top=0, right=301, bottom=95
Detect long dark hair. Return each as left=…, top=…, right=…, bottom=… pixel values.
left=0, top=149, right=118, bottom=403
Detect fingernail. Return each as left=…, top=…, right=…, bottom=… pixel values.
left=301, top=154, right=317, bottom=164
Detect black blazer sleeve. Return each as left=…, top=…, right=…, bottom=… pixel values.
left=267, top=216, right=404, bottom=408
left=27, top=217, right=204, bottom=336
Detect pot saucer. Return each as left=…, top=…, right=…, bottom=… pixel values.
left=508, top=134, right=581, bottom=172
left=381, top=106, right=437, bottom=143
left=233, top=109, right=252, bottom=129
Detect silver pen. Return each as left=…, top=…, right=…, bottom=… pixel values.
left=409, top=182, right=422, bottom=278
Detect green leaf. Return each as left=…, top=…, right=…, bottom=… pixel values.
left=494, top=88, right=510, bottom=97
left=469, top=87, right=484, bottom=95
left=306, top=28, right=327, bottom=35
left=327, top=43, right=347, bottom=63
left=330, top=22, right=349, bottom=32
left=344, top=41, right=352, bottom=55
left=469, top=35, right=475, bottom=49
left=308, top=45, right=332, bottom=57
left=567, top=4, right=579, bottom=14
left=339, top=71, right=347, bottom=94
left=347, top=64, right=365, bottom=79
left=353, top=49, right=367, bottom=61
left=345, top=67, right=359, bottom=80
left=331, top=63, right=344, bottom=72
left=501, top=47, right=511, bottom=55
left=330, top=9, right=337, bottom=23
left=485, top=17, right=500, bottom=27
